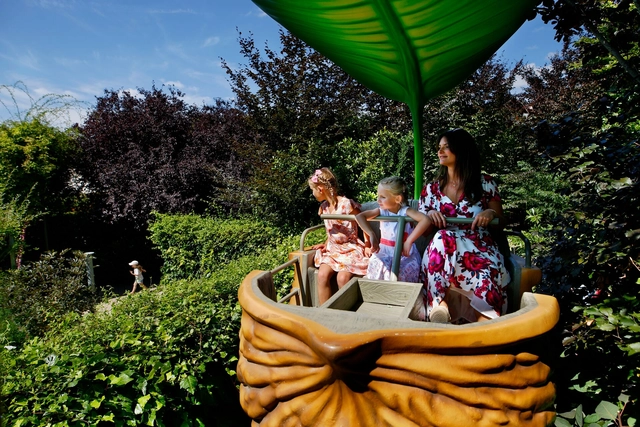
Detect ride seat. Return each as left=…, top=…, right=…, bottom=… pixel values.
left=291, top=200, right=540, bottom=314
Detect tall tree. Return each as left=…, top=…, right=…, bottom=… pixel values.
left=222, top=30, right=405, bottom=154
left=78, top=86, right=245, bottom=228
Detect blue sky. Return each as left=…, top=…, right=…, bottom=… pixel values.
left=0, top=0, right=563, bottom=124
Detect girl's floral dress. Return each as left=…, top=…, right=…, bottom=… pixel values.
left=418, top=175, right=510, bottom=322
left=314, top=197, right=369, bottom=275
left=366, top=206, right=421, bottom=283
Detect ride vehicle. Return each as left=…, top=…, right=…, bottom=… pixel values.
left=237, top=203, right=559, bottom=426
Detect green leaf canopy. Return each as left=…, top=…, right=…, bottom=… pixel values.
left=250, top=0, right=539, bottom=195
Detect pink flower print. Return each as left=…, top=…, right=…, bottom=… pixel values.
left=421, top=185, right=429, bottom=198
left=485, top=286, right=504, bottom=312
left=428, top=250, right=445, bottom=274
left=442, top=232, right=456, bottom=255
left=430, top=182, right=439, bottom=194
left=434, top=279, right=447, bottom=295
left=442, top=203, right=457, bottom=217
left=462, top=252, right=490, bottom=272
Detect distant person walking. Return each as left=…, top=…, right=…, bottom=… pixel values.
left=129, top=260, right=148, bottom=294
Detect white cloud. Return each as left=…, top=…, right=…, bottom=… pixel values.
left=14, top=50, right=40, bottom=70
left=165, top=44, right=193, bottom=62
left=28, top=0, right=75, bottom=9
left=512, top=75, right=527, bottom=93
left=203, top=36, right=220, bottom=48
left=148, top=9, right=196, bottom=14
left=54, top=57, right=87, bottom=67
left=163, top=80, right=184, bottom=89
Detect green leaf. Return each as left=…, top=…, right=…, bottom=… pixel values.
left=624, top=342, right=640, bottom=355
left=89, top=397, right=103, bottom=409
left=109, top=372, right=134, bottom=386
left=138, top=394, right=151, bottom=409
left=252, top=0, right=538, bottom=105
left=179, top=375, right=198, bottom=395
left=583, top=413, right=601, bottom=424
left=554, top=417, right=573, bottom=427
left=576, top=404, right=583, bottom=427
left=595, top=401, right=619, bottom=421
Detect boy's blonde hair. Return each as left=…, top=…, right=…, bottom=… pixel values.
left=309, top=167, right=341, bottom=196
left=379, top=176, right=408, bottom=206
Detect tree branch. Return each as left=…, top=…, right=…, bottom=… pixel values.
left=565, top=0, right=640, bottom=84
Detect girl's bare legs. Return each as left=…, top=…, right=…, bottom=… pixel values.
left=317, top=264, right=336, bottom=305
left=131, top=280, right=138, bottom=294
left=336, top=271, right=354, bottom=289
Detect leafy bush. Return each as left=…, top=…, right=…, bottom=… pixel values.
left=148, top=213, right=284, bottom=281
left=0, top=250, right=103, bottom=341
left=523, top=105, right=640, bottom=425
left=1, top=236, right=297, bottom=426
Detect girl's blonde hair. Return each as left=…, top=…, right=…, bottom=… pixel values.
left=309, top=167, right=341, bottom=197
left=379, top=176, right=408, bottom=206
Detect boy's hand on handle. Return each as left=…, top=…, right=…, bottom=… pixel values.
left=402, top=241, right=412, bottom=257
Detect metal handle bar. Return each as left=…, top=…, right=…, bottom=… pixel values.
left=319, top=214, right=498, bottom=225
left=304, top=215, right=499, bottom=279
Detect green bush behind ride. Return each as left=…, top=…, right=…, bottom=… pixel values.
left=1, top=216, right=297, bottom=426
left=149, top=213, right=285, bottom=281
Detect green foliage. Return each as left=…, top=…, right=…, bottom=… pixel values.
left=332, top=130, right=415, bottom=202
left=498, top=161, right=572, bottom=228
left=518, top=50, right=640, bottom=423
left=0, top=250, right=103, bottom=341
left=246, top=129, right=417, bottom=229
left=0, top=216, right=297, bottom=426
left=0, top=184, right=35, bottom=267
left=0, top=118, right=81, bottom=216
left=1, top=285, right=245, bottom=426
left=148, top=213, right=285, bottom=281
left=554, top=286, right=640, bottom=426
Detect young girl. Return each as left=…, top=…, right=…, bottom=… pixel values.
left=129, top=260, right=148, bottom=294
left=356, top=176, right=431, bottom=284
left=309, top=168, right=369, bottom=305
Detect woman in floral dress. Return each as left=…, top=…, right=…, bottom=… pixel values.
left=418, top=129, right=510, bottom=323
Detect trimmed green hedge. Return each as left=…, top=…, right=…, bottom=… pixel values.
left=149, top=213, right=284, bottom=281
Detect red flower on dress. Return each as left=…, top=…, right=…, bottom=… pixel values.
left=428, top=250, right=445, bottom=274
left=462, top=252, right=490, bottom=272
left=442, top=203, right=457, bottom=217
left=442, top=232, right=456, bottom=255
left=485, top=286, right=505, bottom=312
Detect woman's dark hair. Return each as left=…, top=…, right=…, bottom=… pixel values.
left=435, top=128, right=483, bottom=203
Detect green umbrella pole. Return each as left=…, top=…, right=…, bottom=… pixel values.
left=411, top=103, right=424, bottom=200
